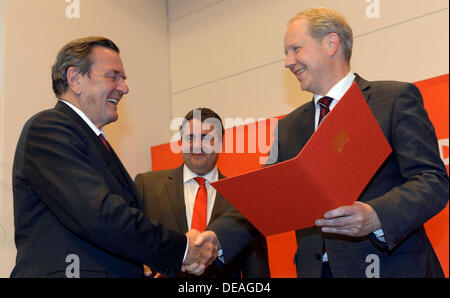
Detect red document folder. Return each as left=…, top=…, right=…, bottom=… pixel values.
left=211, top=83, right=392, bottom=236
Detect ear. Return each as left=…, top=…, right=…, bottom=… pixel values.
left=324, top=33, right=340, bottom=57
left=66, top=66, right=82, bottom=94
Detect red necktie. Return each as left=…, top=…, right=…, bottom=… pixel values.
left=318, top=96, right=334, bottom=126
left=191, top=177, right=207, bottom=231
left=99, top=134, right=111, bottom=153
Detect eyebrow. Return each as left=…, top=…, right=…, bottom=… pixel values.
left=106, top=69, right=127, bottom=80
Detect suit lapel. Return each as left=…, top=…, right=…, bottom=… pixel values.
left=108, top=148, right=143, bottom=207
left=54, top=101, right=138, bottom=205
left=54, top=101, right=112, bottom=158
left=210, top=171, right=229, bottom=222
left=165, top=166, right=189, bottom=232
left=296, top=101, right=316, bottom=152
left=354, top=73, right=372, bottom=103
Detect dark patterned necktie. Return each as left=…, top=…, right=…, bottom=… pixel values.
left=317, top=96, right=334, bottom=265
left=318, top=96, right=334, bottom=126
left=99, top=134, right=111, bottom=153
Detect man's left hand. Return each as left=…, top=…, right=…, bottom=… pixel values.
left=315, top=201, right=381, bottom=237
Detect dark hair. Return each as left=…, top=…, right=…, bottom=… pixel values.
left=181, top=108, right=224, bottom=136
left=51, top=36, right=120, bottom=97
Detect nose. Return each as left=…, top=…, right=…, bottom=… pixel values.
left=118, top=78, right=129, bottom=95
left=285, top=52, right=295, bottom=70
left=192, top=135, right=203, bottom=153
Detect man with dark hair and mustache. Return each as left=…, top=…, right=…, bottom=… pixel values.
left=135, top=108, right=269, bottom=278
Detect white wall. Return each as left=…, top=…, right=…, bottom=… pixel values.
left=0, top=0, right=171, bottom=277
left=0, top=0, right=11, bottom=278
left=167, top=0, right=449, bottom=121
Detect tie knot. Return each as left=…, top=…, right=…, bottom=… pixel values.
left=318, top=96, right=333, bottom=109
left=194, top=177, right=206, bottom=185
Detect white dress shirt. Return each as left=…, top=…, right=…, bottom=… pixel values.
left=59, top=100, right=106, bottom=138
left=183, top=165, right=224, bottom=262
left=183, top=164, right=219, bottom=230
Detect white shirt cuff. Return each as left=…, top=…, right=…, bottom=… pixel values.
left=183, top=236, right=189, bottom=262
left=373, top=228, right=386, bottom=242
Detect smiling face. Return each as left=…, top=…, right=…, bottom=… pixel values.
left=76, top=46, right=129, bottom=129
left=181, top=119, right=221, bottom=175
left=284, top=18, right=334, bottom=96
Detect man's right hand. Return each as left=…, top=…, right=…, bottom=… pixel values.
left=182, top=229, right=218, bottom=275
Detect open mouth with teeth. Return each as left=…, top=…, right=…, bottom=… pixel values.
left=107, top=98, right=119, bottom=105
left=295, top=68, right=306, bottom=78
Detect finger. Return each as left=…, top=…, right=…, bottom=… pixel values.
left=182, top=263, right=196, bottom=272
left=195, top=232, right=214, bottom=247
left=143, top=264, right=152, bottom=277
left=204, top=252, right=216, bottom=266
left=182, top=262, right=199, bottom=273
left=194, top=232, right=210, bottom=246
left=189, top=229, right=200, bottom=236
left=323, top=205, right=353, bottom=219
left=202, top=241, right=218, bottom=256
left=190, top=264, right=205, bottom=276
left=182, top=263, right=205, bottom=275
left=185, top=229, right=200, bottom=242
left=195, top=231, right=219, bottom=248
left=321, top=226, right=356, bottom=236
left=315, top=216, right=352, bottom=227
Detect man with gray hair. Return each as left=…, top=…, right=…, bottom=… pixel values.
left=270, top=7, right=448, bottom=277
left=11, top=37, right=217, bottom=277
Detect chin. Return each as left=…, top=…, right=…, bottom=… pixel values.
left=108, top=114, right=119, bottom=123
left=189, top=162, right=209, bottom=174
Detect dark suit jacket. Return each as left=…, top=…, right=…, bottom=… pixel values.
left=11, top=101, right=187, bottom=278
left=270, top=74, right=449, bottom=277
left=135, top=166, right=270, bottom=278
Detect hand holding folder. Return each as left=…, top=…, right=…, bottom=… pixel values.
left=211, top=83, right=392, bottom=236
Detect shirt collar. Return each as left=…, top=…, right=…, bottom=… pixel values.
left=314, top=72, right=355, bottom=104
left=183, top=164, right=218, bottom=184
left=59, top=100, right=106, bottom=138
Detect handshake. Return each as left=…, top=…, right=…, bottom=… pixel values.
left=182, top=229, right=220, bottom=275
left=144, top=229, right=220, bottom=277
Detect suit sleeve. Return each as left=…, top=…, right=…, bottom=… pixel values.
left=266, top=122, right=281, bottom=166
left=366, top=83, right=449, bottom=250
left=242, top=233, right=271, bottom=278
left=23, top=112, right=186, bottom=276
left=207, top=200, right=257, bottom=264
left=134, top=173, right=145, bottom=198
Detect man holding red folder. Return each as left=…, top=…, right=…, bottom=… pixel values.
left=274, top=7, right=449, bottom=277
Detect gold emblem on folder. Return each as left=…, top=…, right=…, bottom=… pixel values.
left=332, top=129, right=350, bottom=153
